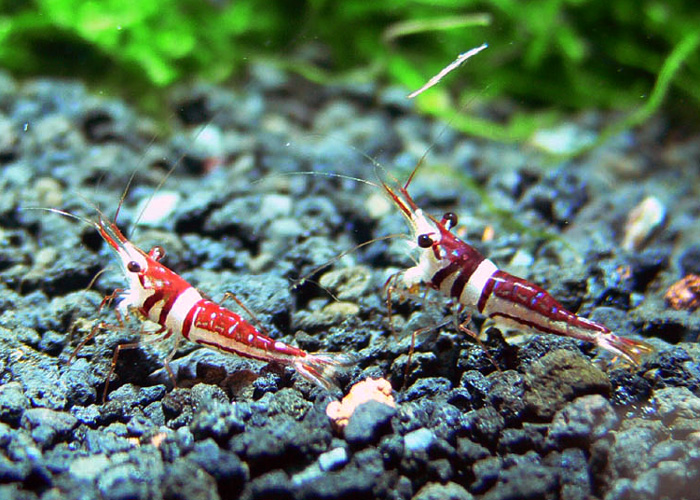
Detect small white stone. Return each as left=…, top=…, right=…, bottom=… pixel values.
left=365, top=191, right=391, bottom=219
left=261, top=194, right=292, bottom=219
left=622, top=196, right=666, bottom=251
left=531, top=123, right=596, bottom=154
left=134, top=191, right=180, bottom=226
left=404, top=428, right=435, bottom=453
left=318, top=447, right=349, bottom=471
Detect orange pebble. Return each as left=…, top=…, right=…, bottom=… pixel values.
left=665, top=275, right=700, bottom=311
left=326, top=378, right=395, bottom=431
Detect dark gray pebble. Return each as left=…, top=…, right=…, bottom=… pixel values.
left=481, top=460, right=558, bottom=500
left=162, top=458, right=219, bottom=500
left=550, top=448, right=592, bottom=500
left=97, top=462, right=158, bottom=500
left=189, top=400, right=246, bottom=443
left=0, top=382, right=28, bottom=426
left=400, top=377, right=452, bottom=402
left=678, top=244, right=700, bottom=276
left=497, top=424, right=547, bottom=455
left=244, top=469, right=292, bottom=500
left=294, top=463, right=384, bottom=500
left=463, top=406, right=505, bottom=448
left=344, top=400, right=397, bottom=448
left=187, top=438, right=248, bottom=494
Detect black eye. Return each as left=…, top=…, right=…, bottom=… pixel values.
left=127, top=261, right=142, bottom=273
left=417, top=234, right=433, bottom=248
left=443, top=212, right=458, bottom=229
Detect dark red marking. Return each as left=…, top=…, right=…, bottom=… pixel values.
left=189, top=300, right=307, bottom=358
left=142, top=289, right=165, bottom=317
left=449, top=265, right=471, bottom=300
left=477, top=270, right=499, bottom=312
left=157, top=290, right=181, bottom=326
left=181, top=301, right=201, bottom=339
left=431, top=260, right=461, bottom=290
left=430, top=242, right=486, bottom=298
left=479, top=270, right=609, bottom=333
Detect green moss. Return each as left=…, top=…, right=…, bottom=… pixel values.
left=1, top=1, right=698, bottom=140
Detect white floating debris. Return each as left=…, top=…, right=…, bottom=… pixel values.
left=622, top=196, right=666, bottom=251
left=407, top=43, right=488, bottom=99
left=134, top=191, right=180, bottom=227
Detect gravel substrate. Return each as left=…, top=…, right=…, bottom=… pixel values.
left=1, top=64, right=700, bottom=500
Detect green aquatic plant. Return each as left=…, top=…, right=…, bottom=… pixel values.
left=0, top=0, right=698, bottom=140
left=0, top=0, right=291, bottom=86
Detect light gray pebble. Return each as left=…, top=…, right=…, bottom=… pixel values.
left=318, top=447, right=348, bottom=471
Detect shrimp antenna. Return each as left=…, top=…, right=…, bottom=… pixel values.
left=254, top=171, right=380, bottom=189
left=290, top=233, right=404, bottom=291
left=129, top=110, right=223, bottom=238
left=21, top=207, right=98, bottom=230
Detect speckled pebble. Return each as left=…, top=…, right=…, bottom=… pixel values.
left=651, top=386, right=700, bottom=421
left=524, top=349, right=611, bottom=420
left=162, top=458, right=220, bottom=500
left=20, top=408, right=77, bottom=448
left=0, top=382, right=28, bottom=426
left=318, top=266, right=372, bottom=301
left=548, top=394, right=619, bottom=446
left=413, top=481, right=474, bottom=500
left=68, top=454, right=111, bottom=481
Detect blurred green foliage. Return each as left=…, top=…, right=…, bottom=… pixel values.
left=1, top=0, right=699, bottom=139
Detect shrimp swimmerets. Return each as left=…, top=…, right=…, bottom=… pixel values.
left=56, top=210, right=352, bottom=398
left=382, top=177, right=653, bottom=366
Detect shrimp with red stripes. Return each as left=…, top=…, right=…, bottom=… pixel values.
left=382, top=175, right=652, bottom=365
left=63, top=210, right=351, bottom=397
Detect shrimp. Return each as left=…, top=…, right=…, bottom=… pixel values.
left=382, top=175, right=653, bottom=366
left=57, top=210, right=352, bottom=399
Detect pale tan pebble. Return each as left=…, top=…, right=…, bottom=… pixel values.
left=326, top=377, right=395, bottom=431
left=621, top=196, right=666, bottom=251
left=319, top=266, right=372, bottom=301
left=365, top=191, right=391, bottom=219
left=23, top=247, right=57, bottom=280
left=34, top=177, right=63, bottom=207
left=248, top=252, right=274, bottom=273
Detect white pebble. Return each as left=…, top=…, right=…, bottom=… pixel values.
left=134, top=191, right=180, bottom=226
left=622, top=196, right=666, bottom=251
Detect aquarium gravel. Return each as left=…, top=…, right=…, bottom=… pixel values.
left=1, top=65, right=700, bottom=500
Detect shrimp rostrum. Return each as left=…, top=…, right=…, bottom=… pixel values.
left=382, top=178, right=652, bottom=366
left=59, top=210, right=352, bottom=398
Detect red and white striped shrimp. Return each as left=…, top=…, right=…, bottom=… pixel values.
left=382, top=177, right=653, bottom=365
left=65, top=211, right=351, bottom=396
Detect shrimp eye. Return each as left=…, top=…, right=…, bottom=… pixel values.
left=127, top=261, right=142, bottom=273
left=417, top=234, right=434, bottom=248
left=443, top=212, right=458, bottom=229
